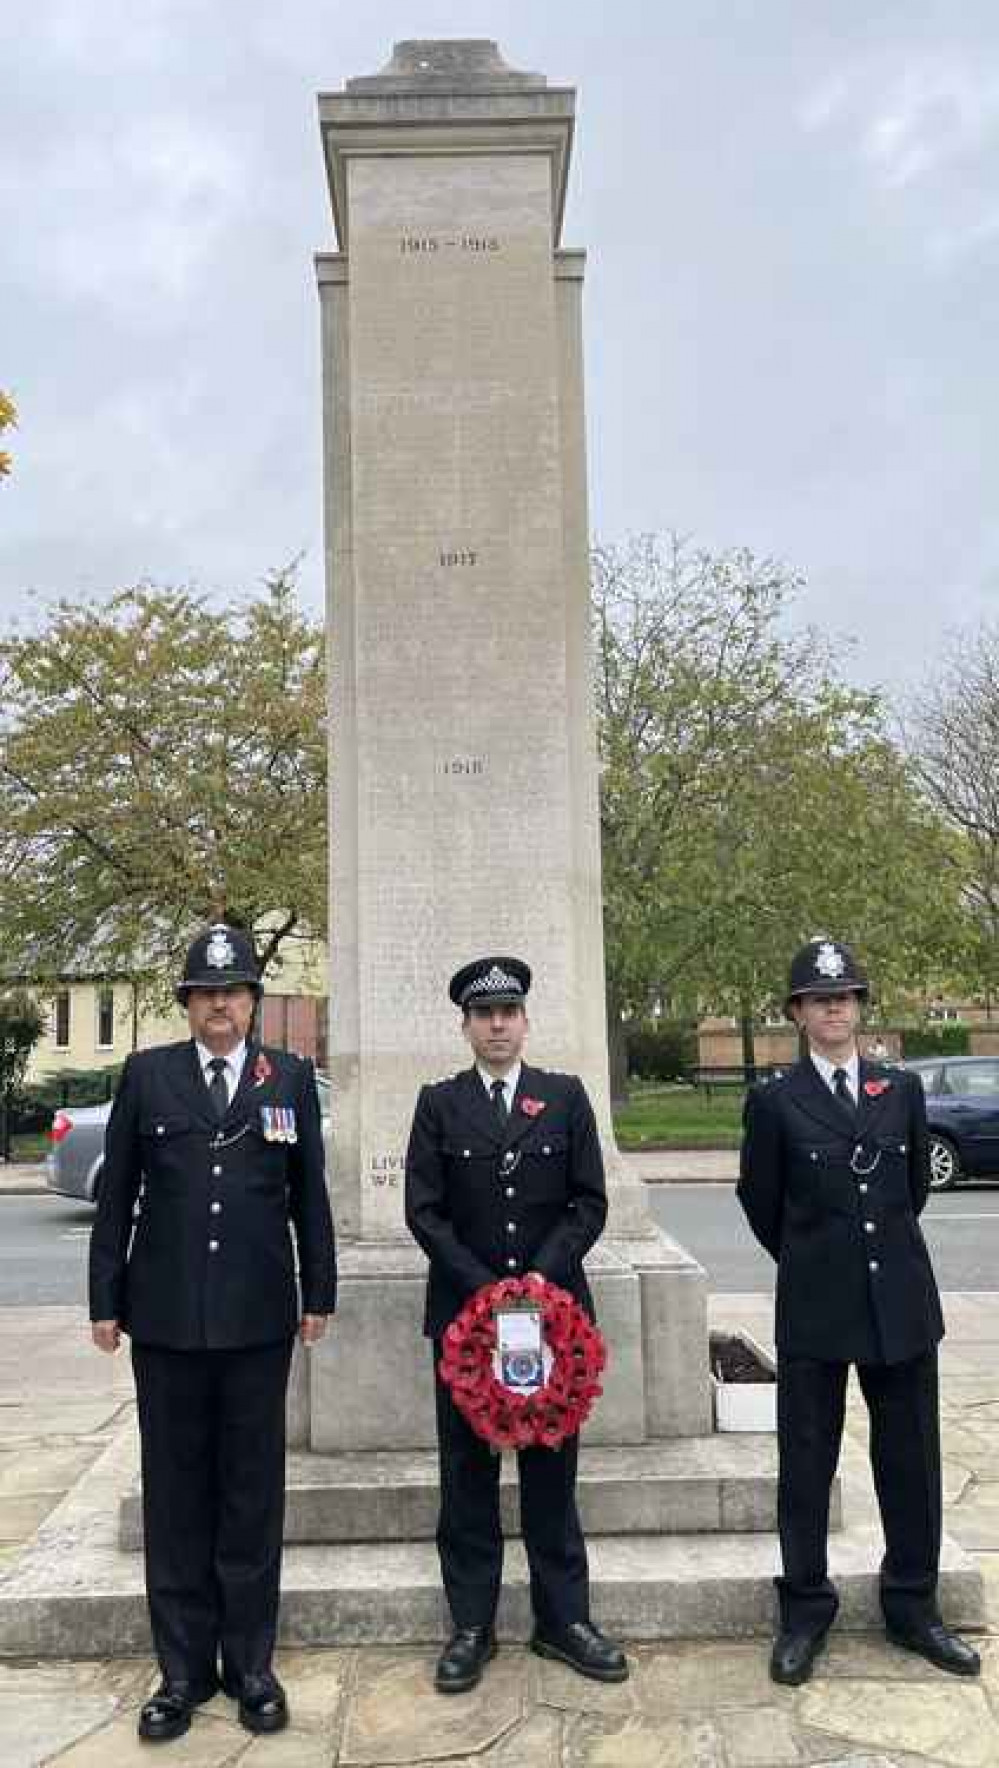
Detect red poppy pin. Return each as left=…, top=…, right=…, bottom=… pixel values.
left=521, top=1096, right=546, bottom=1118
left=253, top=1051, right=273, bottom=1088
left=864, top=1078, right=891, bottom=1098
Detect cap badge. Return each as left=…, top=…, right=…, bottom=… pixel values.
left=814, top=941, right=845, bottom=979
left=206, top=928, right=235, bottom=969
left=468, top=965, right=519, bottom=998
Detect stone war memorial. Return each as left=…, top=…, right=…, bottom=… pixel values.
left=0, top=37, right=982, bottom=1657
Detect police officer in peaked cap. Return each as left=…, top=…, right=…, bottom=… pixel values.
left=738, top=936, right=979, bottom=1685
left=404, top=956, right=628, bottom=1693
left=89, top=923, right=337, bottom=1743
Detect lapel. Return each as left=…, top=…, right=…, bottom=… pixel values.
left=786, top=1057, right=858, bottom=1140
left=856, top=1058, right=897, bottom=1133
left=454, top=1067, right=505, bottom=1147
left=227, top=1038, right=263, bottom=1124
left=170, top=1040, right=218, bottom=1128
left=503, top=1064, right=550, bottom=1152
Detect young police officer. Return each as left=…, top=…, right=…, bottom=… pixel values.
left=738, top=937, right=979, bottom=1685
left=405, top=956, right=628, bottom=1693
left=90, top=925, right=337, bottom=1743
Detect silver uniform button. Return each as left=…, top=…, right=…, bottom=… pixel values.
left=507, top=1221, right=516, bottom=1233
left=865, top=1221, right=876, bottom=1233
left=542, top=1144, right=551, bottom=1155
left=506, top=1257, right=517, bottom=1269
left=505, top=1185, right=515, bottom=1198
left=869, top=1259, right=879, bottom=1272
left=900, top=1142, right=907, bottom=1153
left=156, top=1125, right=165, bottom=1137
left=463, top=1149, right=471, bottom=1159
left=212, top=1164, right=222, bottom=1177
left=859, top=1183, right=868, bottom=1194
left=810, top=1151, right=818, bottom=1162
left=210, top=1201, right=221, bottom=1215
left=209, top=1240, right=220, bottom=1252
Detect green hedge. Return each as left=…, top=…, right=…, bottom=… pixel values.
left=626, top=1021, right=698, bottom=1083
left=900, top=1023, right=970, bottom=1059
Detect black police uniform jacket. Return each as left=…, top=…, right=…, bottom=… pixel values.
left=89, top=1040, right=337, bottom=1349
left=404, top=1063, right=608, bottom=1338
left=737, top=1058, right=943, bottom=1365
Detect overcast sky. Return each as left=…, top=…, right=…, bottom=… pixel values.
left=1, top=1, right=996, bottom=694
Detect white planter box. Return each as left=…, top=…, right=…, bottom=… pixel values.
left=710, top=1331, right=777, bottom=1432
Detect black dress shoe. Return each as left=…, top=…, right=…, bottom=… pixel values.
left=434, top=1627, right=497, bottom=1693
left=770, top=1628, right=828, bottom=1686
left=530, top=1621, right=629, bottom=1683
left=138, top=1679, right=216, bottom=1744
left=223, top=1670, right=289, bottom=1733
left=886, top=1620, right=981, bottom=1677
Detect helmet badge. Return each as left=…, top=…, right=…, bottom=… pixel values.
left=206, top=927, right=235, bottom=970
left=814, top=941, right=845, bottom=980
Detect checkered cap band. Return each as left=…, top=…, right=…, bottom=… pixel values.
left=461, top=965, right=523, bottom=1003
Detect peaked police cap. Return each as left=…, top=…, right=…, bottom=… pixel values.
left=449, top=955, right=531, bottom=1010
left=785, top=937, right=869, bottom=1012
left=176, top=923, right=263, bottom=1004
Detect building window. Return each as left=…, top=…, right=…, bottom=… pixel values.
left=97, top=986, right=115, bottom=1050
left=54, top=989, right=71, bottom=1049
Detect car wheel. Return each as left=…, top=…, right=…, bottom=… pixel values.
left=928, top=1135, right=961, bottom=1192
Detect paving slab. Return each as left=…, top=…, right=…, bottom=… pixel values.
left=340, top=1647, right=528, bottom=1763
left=798, top=1678, right=999, bottom=1768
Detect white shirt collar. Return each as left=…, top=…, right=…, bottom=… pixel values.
left=196, top=1039, right=248, bottom=1080
left=810, top=1047, right=859, bottom=1098
left=477, top=1060, right=522, bottom=1104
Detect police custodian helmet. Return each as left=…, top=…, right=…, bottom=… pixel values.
left=785, top=937, right=869, bottom=1014
left=176, top=923, right=263, bottom=1005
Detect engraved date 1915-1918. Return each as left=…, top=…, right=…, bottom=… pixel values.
left=400, top=235, right=501, bottom=255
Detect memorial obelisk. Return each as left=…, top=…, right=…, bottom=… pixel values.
left=311, top=40, right=710, bottom=1452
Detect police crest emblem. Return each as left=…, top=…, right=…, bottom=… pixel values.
left=206, top=927, right=235, bottom=970
left=814, top=941, right=845, bottom=979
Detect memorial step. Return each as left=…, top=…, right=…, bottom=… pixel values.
left=117, top=1439, right=837, bottom=1549
left=0, top=1429, right=982, bottom=1657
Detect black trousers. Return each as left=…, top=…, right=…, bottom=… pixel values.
left=433, top=1352, right=589, bottom=1632
left=131, top=1338, right=294, bottom=1689
left=776, top=1349, right=942, bottom=1634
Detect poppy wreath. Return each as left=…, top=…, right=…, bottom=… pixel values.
left=439, top=1274, right=607, bottom=1451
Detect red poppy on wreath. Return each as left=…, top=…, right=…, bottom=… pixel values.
left=253, top=1051, right=273, bottom=1087
left=520, top=1096, right=546, bottom=1117
left=863, top=1078, right=891, bottom=1098
left=439, top=1275, right=606, bottom=1451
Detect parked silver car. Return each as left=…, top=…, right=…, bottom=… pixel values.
left=46, top=1074, right=333, bottom=1205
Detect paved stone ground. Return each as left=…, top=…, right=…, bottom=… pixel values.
left=1, top=1299, right=997, bottom=1766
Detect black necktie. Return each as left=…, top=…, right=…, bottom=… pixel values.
left=207, top=1056, right=229, bottom=1121
left=833, top=1067, right=856, bottom=1117
left=490, top=1078, right=509, bottom=1125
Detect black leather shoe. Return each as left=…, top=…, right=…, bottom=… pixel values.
left=223, top=1670, right=289, bottom=1733
left=434, top=1627, right=497, bottom=1693
left=138, top=1679, right=216, bottom=1743
left=770, top=1628, right=828, bottom=1686
left=530, top=1621, right=629, bottom=1683
left=886, top=1620, right=981, bottom=1677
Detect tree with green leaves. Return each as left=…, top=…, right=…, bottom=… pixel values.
left=0, top=569, right=326, bottom=996
left=906, top=621, right=999, bottom=1017
left=0, top=989, right=45, bottom=1161
left=594, top=534, right=965, bottom=1084
left=0, top=391, right=16, bottom=478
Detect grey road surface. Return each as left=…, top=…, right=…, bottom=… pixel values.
left=648, top=1183, right=999, bottom=1294
left=2, top=1186, right=999, bottom=1307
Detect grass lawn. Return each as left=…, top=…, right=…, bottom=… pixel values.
left=612, top=1081, right=746, bottom=1150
